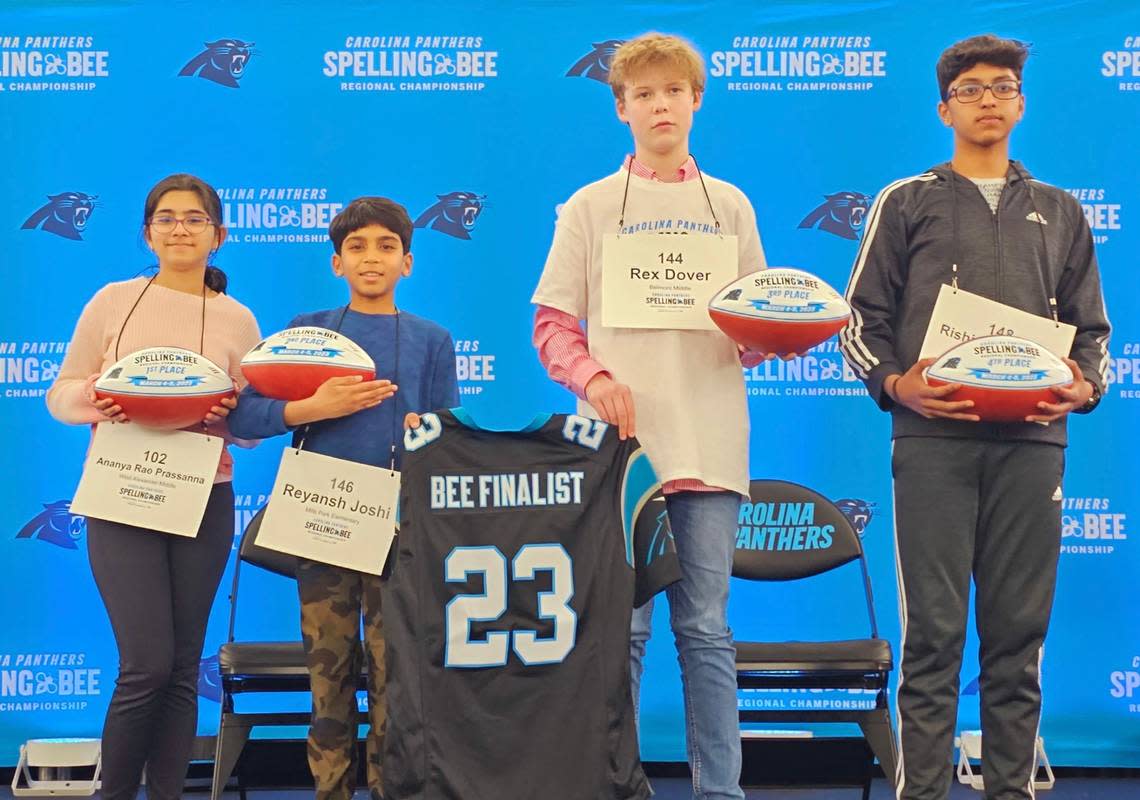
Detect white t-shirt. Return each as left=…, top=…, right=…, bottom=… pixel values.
left=532, top=168, right=766, bottom=496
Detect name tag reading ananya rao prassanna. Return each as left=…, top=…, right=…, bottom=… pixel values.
left=70, top=422, right=222, bottom=537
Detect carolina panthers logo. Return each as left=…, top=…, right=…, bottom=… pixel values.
left=197, top=655, right=223, bottom=702
left=413, top=191, right=487, bottom=240
left=645, top=500, right=675, bottom=566
left=179, top=39, right=256, bottom=88
left=15, top=501, right=86, bottom=550
left=798, top=191, right=872, bottom=240
left=834, top=498, right=876, bottom=538
left=566, top=39, right=625, bottom=82
left=21, top=192, right=98, bottom=241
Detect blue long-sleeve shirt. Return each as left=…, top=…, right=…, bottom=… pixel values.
left=229, top=307, right=459, bottom=469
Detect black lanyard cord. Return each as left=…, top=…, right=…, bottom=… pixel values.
left=948, top=163, right=1058, bottom=326
left=296, top=305, right=402, bottom=471
left=114, top=276, right=207, bottom=361
left=1008, top=162, right=1060, bottom=326
left=617, top=154, right=721, bottom=233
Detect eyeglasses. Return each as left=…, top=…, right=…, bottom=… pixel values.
left=948, top=79, right=1021, bottom=103
left=148, top=215, right=214, bottom=234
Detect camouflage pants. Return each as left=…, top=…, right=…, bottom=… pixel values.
left=297, top=560, right=386, bottom=800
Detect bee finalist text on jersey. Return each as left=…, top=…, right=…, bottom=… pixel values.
left=431, top=470, right=587, bottom=510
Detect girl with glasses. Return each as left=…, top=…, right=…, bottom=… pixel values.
left=46, top=173, right=262, bottom=800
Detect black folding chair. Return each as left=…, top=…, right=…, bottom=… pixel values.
left=732, top=480, right=896, bottom=798
left=210, top=511, right=367, bottom=800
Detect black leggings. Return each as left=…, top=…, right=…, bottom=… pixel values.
left=86, top=481, right=234, bottom=800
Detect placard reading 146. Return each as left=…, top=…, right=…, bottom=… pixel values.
left=255, top=448, right=399, bottom=574
left=602, top=232, right=738, bottom=330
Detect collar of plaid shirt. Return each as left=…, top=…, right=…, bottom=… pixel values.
left=623, top=154, right=698, bottom=183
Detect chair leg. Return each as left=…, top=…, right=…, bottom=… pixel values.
left=859, top=708, right=898, bottom=789
left=862, top=740, right=874, bottom=800
left=237, top=745, right=248, bottom=800
left=211, top=714, right=253, bottom=800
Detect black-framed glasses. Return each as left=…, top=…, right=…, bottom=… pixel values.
left=948, top=79, right=1021, bottom=103
left=148, top=215, right=214, bottom=234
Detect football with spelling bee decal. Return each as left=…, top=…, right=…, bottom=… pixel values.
left=924, top=335, right=1074, bottom=422
left=241, top=327, right=375, bottom=401
left=94, top=347, right=234, bottom=429
left=708, top=268, right=851, bottom=354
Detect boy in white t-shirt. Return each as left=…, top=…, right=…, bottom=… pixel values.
left=532, top=32, right=776, bottom=800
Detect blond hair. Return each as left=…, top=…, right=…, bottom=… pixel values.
left=608, top=32, right=706, bottom=100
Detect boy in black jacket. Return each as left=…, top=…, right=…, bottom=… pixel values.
left=840, top=34, right=1110, bottom=800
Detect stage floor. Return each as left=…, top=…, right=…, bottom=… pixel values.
left=4, top=779, right=1139, bottom=799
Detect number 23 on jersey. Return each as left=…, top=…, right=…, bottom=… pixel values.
left=444, top=543, right=577, bottom=668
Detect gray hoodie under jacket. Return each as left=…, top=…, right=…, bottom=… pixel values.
left=840, top=161, right=1111, bottom=447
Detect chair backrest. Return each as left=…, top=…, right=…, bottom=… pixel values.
left=225, top=505, right=298, bottom=643
left=240, top=505, right=298, bottom=578
left=733, top=480, right=863, bottom=581
left=731, top=479, right=880, bottom=638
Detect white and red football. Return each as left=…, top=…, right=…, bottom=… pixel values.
left=240, top=327, right=375, bottom=401
left=708, top=268, right=851, bottom=354
left=924, top=335, right=1074, bottom=423
left=94, top=347, right=234, bottom=430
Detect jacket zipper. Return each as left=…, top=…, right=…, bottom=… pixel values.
left=993, top=178, right=1006, bottom=303
left=993, top=176, right=1010, bottom=440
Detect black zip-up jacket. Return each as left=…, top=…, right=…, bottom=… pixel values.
left=840, top=161, right=1111, bottom=446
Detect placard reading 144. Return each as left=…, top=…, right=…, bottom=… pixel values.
left=601, top=232, right=738, bottom=330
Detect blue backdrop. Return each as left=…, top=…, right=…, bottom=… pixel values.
left=2, top=0, right=1138, bottom=769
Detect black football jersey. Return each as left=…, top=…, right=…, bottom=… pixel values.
left=382, top=408, right=680, bottom=800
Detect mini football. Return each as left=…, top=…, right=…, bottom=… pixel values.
left=240, top=327, right=375, bottom=401
left=924, top=335, right=1074, bottom=423
left=94, top=347, right=234, bottom=429
left=708, top=268, right=851, bottom=354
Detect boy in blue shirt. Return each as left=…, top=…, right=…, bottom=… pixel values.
left=229, top=197, right=458, bottom=800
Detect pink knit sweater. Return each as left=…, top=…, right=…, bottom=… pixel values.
left=46, top=277, right=262, bottom=482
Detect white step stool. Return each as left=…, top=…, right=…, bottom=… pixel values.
left=11, top=738, right=102, bottom=796
left=955, top=729, right=1055, bottom=792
